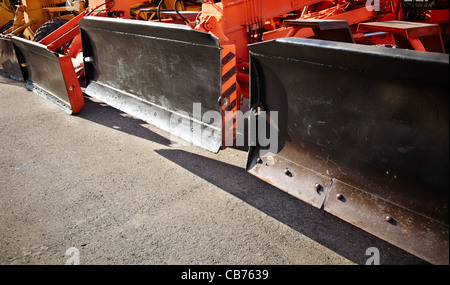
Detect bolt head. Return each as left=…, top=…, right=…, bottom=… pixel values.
left=385, top=215, right=394, bottom=223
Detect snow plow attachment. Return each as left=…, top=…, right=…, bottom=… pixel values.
left=0, top=36, right=22, bottom=80
left=80, top=17, right=227, bottom=153
left=10, top=36, right=84, bottom=114
left=247, top=38, right=449, bottom=265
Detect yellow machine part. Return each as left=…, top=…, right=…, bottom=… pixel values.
left=0, top=0, right=15, bottom=29
left=10, top=0, right=85, bottom=39
left=129, top=0, right=201, bottom=21
left=21, top=0, right=66, bottom=37
left=163, top=0, right=200, bottom=10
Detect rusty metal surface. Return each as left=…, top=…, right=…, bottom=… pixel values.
left=325, top=180, right=449, bottom=265
left=247, top=143, right=332, bottom=209
left=247, top=37, right=449, bottom=264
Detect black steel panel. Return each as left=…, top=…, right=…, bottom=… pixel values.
left=0, top=36, right=22, bottom=80
left=11, top=36, right=75, bottom=113
left=247, top=37, right=449, bottom=264
left=80, top=17, right=223, bottom=152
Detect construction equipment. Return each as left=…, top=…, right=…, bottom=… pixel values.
left=4, top=0, right=86, bottom=39
left=2, top=0, right=202, bottom=113
left=0, top=0, right=86, bottom=79
left=0, top=0, right=15, bottom=32
left=0, top=0, right=18, bottom=78
left=0, top=0, right=88, bottom=109
left=2, top=0, right=449, bottom=264
left=247, top=37, right=448, bottom=265
left=78, top=0, right=449, bottom=264
left=0, top=35, right=21, bottom=79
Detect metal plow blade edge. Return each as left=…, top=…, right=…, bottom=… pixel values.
left=79, top=17, right=224, bottom=153
left=0, top=36, right=22, bottom=81
left=247, top=37, right=449, bottom=265
left=11, top=36, right=84, bottom=114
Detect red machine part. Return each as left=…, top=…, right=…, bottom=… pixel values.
left=192, top=0, right=412, bottom=103
left=28, top=0, right=449, bottom=114
left=36, top=0, right=149, bottom=79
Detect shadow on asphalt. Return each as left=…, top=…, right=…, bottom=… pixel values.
left=76, top=95, right=173, bottom=147
left=76, top=94, right=428, bottom=265
left=154, top=149, right=429, bottom=265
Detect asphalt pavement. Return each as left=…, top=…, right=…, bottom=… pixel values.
left=0, top=75, right=428, bottom=266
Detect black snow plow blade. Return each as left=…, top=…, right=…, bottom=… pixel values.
left=80, top=17, right=224, bottom=153
left=247, top=37, right=449, bottom=264
left=0, top=36, right=22, bottom=80
left=11, top=36, right=84, bottom=114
